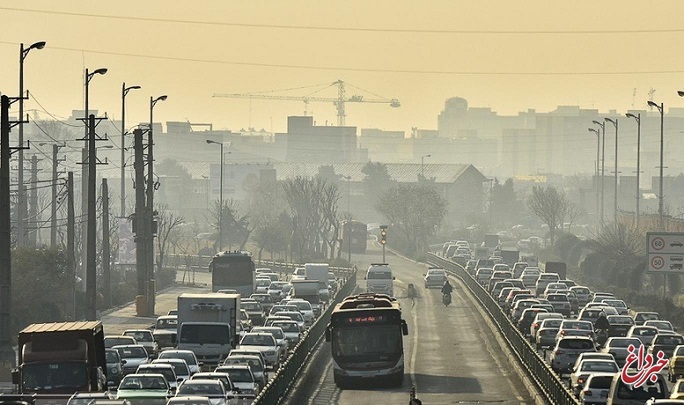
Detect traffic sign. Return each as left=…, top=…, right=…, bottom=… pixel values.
left=647, top=232, right=684, bottom=274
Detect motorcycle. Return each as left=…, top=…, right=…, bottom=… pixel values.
left=442, top=292, right=452, bottom=306
left=595, top=328, right=608, bottom=348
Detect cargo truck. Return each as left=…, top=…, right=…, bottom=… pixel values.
left=305, top=263, right=330, bottom=303
left=544, top=262, right=567, bottom=280
left=12, top=321, right=107, bottom=394
left=177, top=293, right=240, bottom=370
left=290, top=280, right=323, bottom=316
left=500, top=250, right=520, bottom=267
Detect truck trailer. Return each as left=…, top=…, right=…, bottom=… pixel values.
left=12, top=321, right=107, bottom=394
left=177, top=293, right=240, bottom=370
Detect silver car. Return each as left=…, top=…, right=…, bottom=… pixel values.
left=550, top=337, right=596, bottom=374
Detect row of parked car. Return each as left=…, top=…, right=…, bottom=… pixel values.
left=468, top=256, right=684, bottom=404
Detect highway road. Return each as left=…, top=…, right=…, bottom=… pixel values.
left=286, top=243, right=540, bottom=404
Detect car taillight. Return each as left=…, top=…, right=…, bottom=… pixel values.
left=533, top=323, right=538, bottom=328
left=561, top=330, right=566, bottom=335
left=577, top=377, right=585, bottom=385
left=583, top=389, right=593, bottom=396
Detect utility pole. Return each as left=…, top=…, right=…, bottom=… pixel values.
left=50, top=144, right=65, bottom=247
left=133, top=129, right=148, bottom=316
left=67, top=171, right=76, bottom=320
left=102, top=178, right=111, bottom=308
left=28, top=155, right=39, bottom=247
left=0, top=95, right=12, bottom=355
left=147, top=95, right=166, bottom=316
left=79, top=114, right=107, bottom=320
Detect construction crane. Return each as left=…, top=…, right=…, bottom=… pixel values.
left=213, top=80, right=400, bottom=126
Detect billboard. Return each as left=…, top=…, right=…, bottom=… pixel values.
left=208, top=163, right=262, bottom=201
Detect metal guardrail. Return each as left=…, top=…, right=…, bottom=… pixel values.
left=253, top=268, right=357, bottom=404
left=427, top=253, right=579, bottom=405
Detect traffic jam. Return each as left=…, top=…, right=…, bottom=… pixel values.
left=438, top=237, right=684, bottom=404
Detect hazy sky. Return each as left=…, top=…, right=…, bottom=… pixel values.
left=3, top=1, right=684, bottom=134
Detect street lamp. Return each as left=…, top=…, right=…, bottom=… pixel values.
left=17, top=41, right=46, bottom=247
left=148, top=95, right=167, bottom=209
left=588, top=128, right=600, bottom=225
left=625, top=113, right=641, bottom=228
left=421, top=154, right=431, bottom=179
left=605, top=118, right=618, bottom=223
left=206, top=139, right=224, bottom=252
left=121, top=83, right=141, bottom=217
left=593, top=120, right=606, bottom=225
left=649, top=100, right=665, bottom=229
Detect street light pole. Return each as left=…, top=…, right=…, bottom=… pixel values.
left=206, top=140, right=224, bottom=252
left=649, top=101, right=665, bottom=229
left=148, top=95, right=167, bottom=316
left=605, top=118, right=619, bottom=223
left=626, top=113, right=641, bottom=228
left=121, top=83, right=141, bottom=218
left=593, top=120, right=606, bottom=225
left=421, top=154, right=431, bottom=179
left=588, top=128, right=600, bottom=225
left=17, top=41, right=46, bottom=247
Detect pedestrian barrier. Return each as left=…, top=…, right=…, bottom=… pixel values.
left=427, top=253, right=579, bottom=405
left=252, top=268, right=357, bottom=404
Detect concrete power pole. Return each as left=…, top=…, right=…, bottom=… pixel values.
left=50, top=144, right=65, bottom=248
left=133, top=129, right=148, bottom=316
left=67, top=171, right=76, bottom=320
left=0, top=95, right=12, bottom=357
left=102, top=178, right=111, bottom=309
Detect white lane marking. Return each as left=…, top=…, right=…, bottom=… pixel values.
left=409, top=284, right=419, bottom=391
left=309, top=358, right=333, bottom=404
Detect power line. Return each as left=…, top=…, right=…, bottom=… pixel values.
left=2, top=41, right=684, bottom=76
left=2, top=6, right=683, bottom=35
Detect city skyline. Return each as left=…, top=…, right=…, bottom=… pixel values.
left=2, top=1, right=684, bottom=134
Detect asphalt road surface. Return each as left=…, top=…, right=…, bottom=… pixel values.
left=288, top=243, right=538, bottom=404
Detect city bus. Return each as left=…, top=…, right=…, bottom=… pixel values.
left=340, top=220, right=368, bottom=253
left=209, top=251, right=255, bottom=296
left=325, top=294, right=408, bottom=387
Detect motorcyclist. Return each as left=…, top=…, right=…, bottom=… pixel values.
left=594, top=311, right=610, bottom=334
left=441, top=280, right=453, bottom=296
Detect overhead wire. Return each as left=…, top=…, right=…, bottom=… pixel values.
left=2, top=6, right=684, bottom=35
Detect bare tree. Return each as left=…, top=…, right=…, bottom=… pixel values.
left=562, top=201, right=585, bottom=232
left=526, top=185, right=569, bottom=245
left=156, top=204, right=185, bottom=272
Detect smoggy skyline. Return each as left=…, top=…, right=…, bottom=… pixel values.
left=2, top=1, right=684, bottom=134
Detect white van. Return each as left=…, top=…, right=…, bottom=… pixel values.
left=365, top=263, right=395, bottom=296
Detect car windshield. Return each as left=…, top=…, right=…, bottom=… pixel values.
left=159, top=351, right=197, bottom=366
left=251, top=295, right=272, bottom=303
left=105, top=351, right=119, bottom=363
left=276, top=312, right=303, bottom=322
left=558, top=339, right=594, bottom=349
left=646, top=321, right=673, bottom=330
left=156, top=361, right=189, bottom=376
left=609, top=338, right=641, bottom=347
left=116, top=346, right=147, bottom=358
left=580, top=361, right=618, bottom=373
left=272, top=322, right=299, bottom=332
left=608, top=316, right=634, bottom=324
left=572, top=287, right=590, bottom=295
left=223, top=369, right=253, bottom=383
left=256, top=279, right=271, bottom=286
left=243, top=302, right=262, bottom=311
left=541, top=319, right=563, bottom=328
left=241, top=335, right=275, bottom=346
left=139, top=367, right=175, bottom=383
left=120, top=376, right=167, bottom=390
left=656, top=335, right=684, bottom=345
left=156, top=318, right=177, bottom=329
left=290, top=301, right=312, bottom=311
left=22, top=363, right=88, bottom=391
left=124, top=331, right=153, bottom=342
left=223, top=358, right=263, bottom=372
left=368, top=271, right=392, bottom=279
left=562, top=321, right=592, bottom=330
left=255, top=328, right=284, bottom=339
left=178, top=382, right=223, bottom=396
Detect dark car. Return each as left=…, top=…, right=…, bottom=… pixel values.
left=105, top=348, right=125, bottom=386
left=607, top=315, right=635, bottom=337
left=648, top=333, right=684, bottom=358
left=634, top=311, right=661, bottom=326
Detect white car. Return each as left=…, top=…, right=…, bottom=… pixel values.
left=122, top=329, right=158, bottom=357
left=270, top=320, right=302, bottom=347
left=254, top=278, right=271, bottom=294
left=158, top=349, right=202, bottom=375
left=569, top=359, right=619, bottom=397
left=238, top=333, right=280, bottom=369
left=424, top=268, right=447, bottom=289
left=285, top=299, right=315, bottom=325
left=111, top=344, right=149, bottom=375
left=175, top=379, right=227, bottom=405
left=251, top=326, right=288, bottom=361
left=214, top=364, right=259, bottom=399
left=152, top=358, right=191, bottom=383
left=136, top=363, right=180, bottom=391
left=218, top=355, right=267, bottom=390
left=578, top=372, right=615, bottom=405
left=291, top=267, right=306, bottom=281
